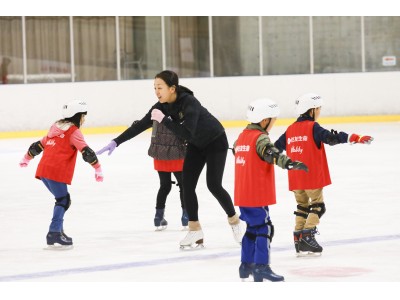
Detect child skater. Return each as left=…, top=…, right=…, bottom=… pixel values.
left=234, top=98, right=308, bottom=282
left=148, top=120, right=188, bottom=231
left=19, top=100, right=103, bottom=249
left=274, top=93, right=374, bottom=256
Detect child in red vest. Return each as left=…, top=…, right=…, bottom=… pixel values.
left=19, top=100, right=103, bottom=249
left=274, top=93, right=374, bottom=256
left=234, top=98, right=308, bottom=282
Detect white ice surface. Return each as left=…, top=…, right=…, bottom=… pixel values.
left=1, top=122, right=399, bottom=298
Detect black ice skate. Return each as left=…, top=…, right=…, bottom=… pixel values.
left=298, top=228, right=323, bottom=257
left=293, top=230, right=301, bottom=255
left=181, top=209, right=189, bottom=230
left=154, top=208, right=168, bottom=231
left=253, top=264, right=284, bottom=282
left=239, top=262, right=254, bottom=281
left=44, top=232, right=73, bottom=250
left=62, top=231, right=73, bottom=243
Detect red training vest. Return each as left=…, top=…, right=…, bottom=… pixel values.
left=234, top=129, right=276, bottom=207
left=35, top=126, right=79, bottom=185
left=286, top=120, right=331, bottom=190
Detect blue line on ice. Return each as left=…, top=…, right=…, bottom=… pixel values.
left=1, top=234, right=399, bottom=281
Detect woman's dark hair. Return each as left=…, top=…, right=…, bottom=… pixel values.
left=63, top=112, right=87, bottom=128
left=155, top=70, right=179, bottom=88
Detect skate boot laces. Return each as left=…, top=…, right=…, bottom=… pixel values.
left=311, top=227, right=320, bottom=236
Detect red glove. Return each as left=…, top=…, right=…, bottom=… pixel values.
left=95, top=166, right=104, bottom=182
left=19, top=153, right=32, bottom=167
left=348, top=134, right=374, bottom=145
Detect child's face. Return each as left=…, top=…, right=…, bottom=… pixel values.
left=80, top=114, right=86, bottom=126
left=314, top=107, right=322, bottom=120
left=265, top=117, right=277, bottom=133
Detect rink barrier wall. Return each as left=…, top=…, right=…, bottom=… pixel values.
left=1, top=71, right=400, bottom=133
left=1, top=114, right=399, bottom=139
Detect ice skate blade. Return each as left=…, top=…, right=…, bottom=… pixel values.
left=44, top=244, right=73, bottom=251
left=257, top=278, right=285, bottom=283
left=297, top=251, right=322, bottom=257
left=155, top=225, right=167, bottom=231
left=179, top=243, right=204, bottom=251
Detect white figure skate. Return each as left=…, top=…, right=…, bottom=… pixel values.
left=179, top=230, right=204, bottom=250
left=231, top=222, right=244, bottom=245
left=228, top=214, right=243, bottom=245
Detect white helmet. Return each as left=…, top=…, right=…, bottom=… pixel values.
left=295, top=93, right=323, bottom=115
left=246, top=98, right=280, bottom=123
left=62, top=100, right=88, bottom=118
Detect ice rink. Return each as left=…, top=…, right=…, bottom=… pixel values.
left=1, top=121, right=399, bottom=297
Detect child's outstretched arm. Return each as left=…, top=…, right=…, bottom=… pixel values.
left=81, top=146, right=103, bottom=182
left=317, top=124, right=373, bottom=146
left=71, top=129, right=103, bottom=182
left=19, top=140, right=44, bottom=167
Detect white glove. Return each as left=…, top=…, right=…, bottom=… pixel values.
left=151, top=109, right=165, bottom=123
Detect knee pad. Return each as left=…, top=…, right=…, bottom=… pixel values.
left=267, top=221, right=274, bottom=242
left=244, top=230, right=257, bottom=241
left=55, top=194, right=71, bottom=211
left=309, top=203, right=326, bottom=218
left=294, top=204, right=309, bottom=219
left=249, top=223, right=272, bottom=242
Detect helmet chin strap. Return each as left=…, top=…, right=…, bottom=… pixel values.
left=263, top=118, right=271, bottom=132
left=311, top=108, right=316, bottom=121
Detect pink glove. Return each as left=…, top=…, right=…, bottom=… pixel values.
left=96, top=140, right=117, bottom=156
left=151, top=109, right=165, bottom=123
left=348, top=134, right=374, bottom=145
left=19, top=154, right=32, bottom=168
left=95, top=166, right=104, bottom=182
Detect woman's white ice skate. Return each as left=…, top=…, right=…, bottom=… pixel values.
left=228, top=214, right=244, bottom=245
left=231, top=222, right=244, bottom=245
left=179, top=230, right=204, bottom=250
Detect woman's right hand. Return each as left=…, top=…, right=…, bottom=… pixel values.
left=96, top=140, right=117, bottom=156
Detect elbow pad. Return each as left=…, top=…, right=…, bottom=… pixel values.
left=82, top=146, right=99, bottom=165
left=262, top=145, right=280, bottom=165
left=28, top=141, right=44, bottom=158
left=326, top=129, right=341, bottom=146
